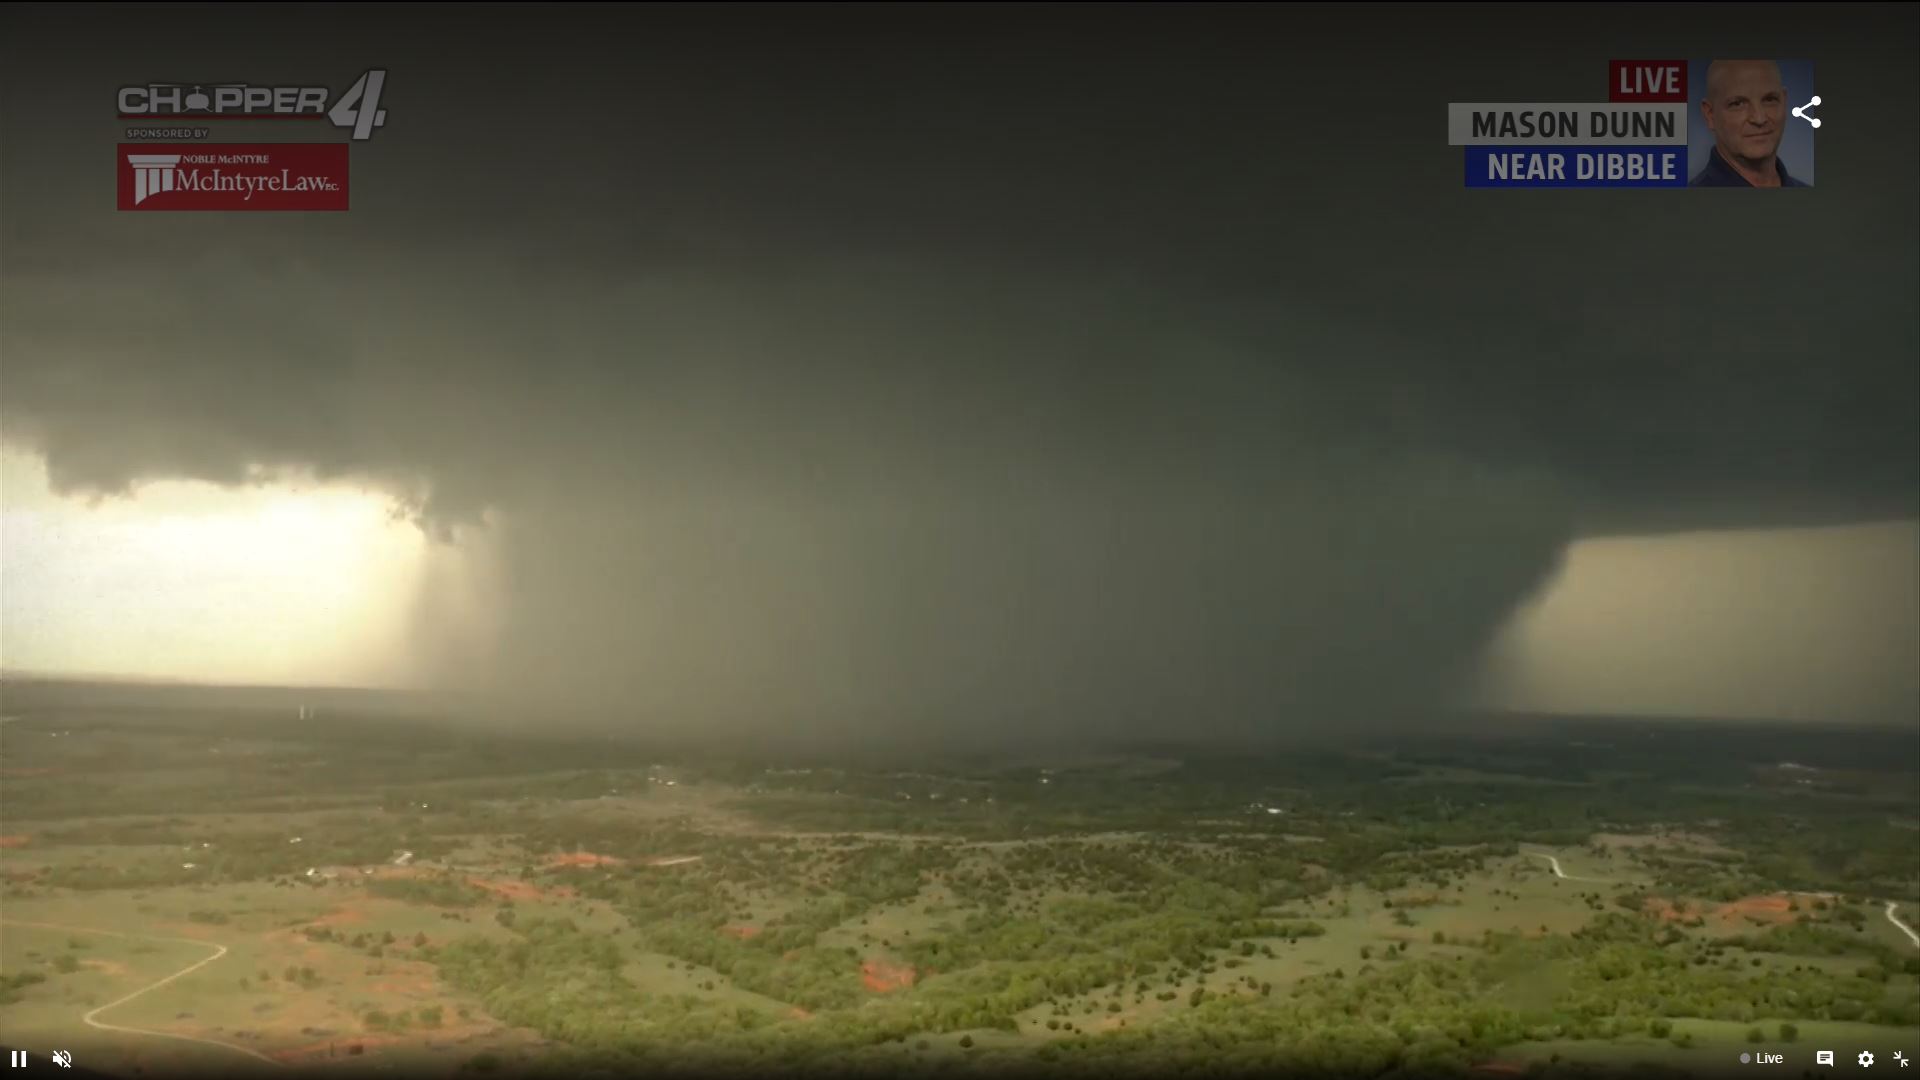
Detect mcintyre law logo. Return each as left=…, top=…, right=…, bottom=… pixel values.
left=125, top=152, right=340, bottom=206
left=118, top=145, right=351, bottom=211
left=119, top=69, right=387, bottom=140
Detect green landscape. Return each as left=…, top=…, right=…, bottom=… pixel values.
left=1, top=695, right=1915, bottom=1080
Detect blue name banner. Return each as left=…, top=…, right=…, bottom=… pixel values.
left=1465, top=146, right=1686, bottom=188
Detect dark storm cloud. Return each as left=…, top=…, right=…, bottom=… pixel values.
left=1, top=4, right=1914, bottom=737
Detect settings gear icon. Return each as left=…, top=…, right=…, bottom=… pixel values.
left=1861, top=1052, right=1876, bottom=1067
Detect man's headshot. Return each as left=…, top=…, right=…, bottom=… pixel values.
left=1690, top=59, right=1811, bottom=187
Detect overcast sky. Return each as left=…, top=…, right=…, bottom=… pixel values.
left=1, top=5, right=1914, bottom=741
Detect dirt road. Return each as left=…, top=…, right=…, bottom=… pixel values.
left=1521, top=850, right=1609, bottom=883
left=0, top=919, right=282, bottom=1067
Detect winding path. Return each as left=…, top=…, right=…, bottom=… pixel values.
left=1885, top=901, right=1920, bottom=949
left=1520, top=850, right=1610, bottom=884
left=0, top=919, right=282, bottom=1067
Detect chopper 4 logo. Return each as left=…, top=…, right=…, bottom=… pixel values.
left=119, top=69, right=388, bottom=140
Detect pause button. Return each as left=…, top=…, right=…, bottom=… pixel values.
left=8, top=1050, right=26, bottom=1067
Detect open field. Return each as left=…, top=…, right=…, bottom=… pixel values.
left=3, top=697, right=1916, bottom=1080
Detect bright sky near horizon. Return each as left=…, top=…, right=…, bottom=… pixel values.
left=0, top=446, right=427, bottom=688
left=2, top=444, right=1915, bottom=725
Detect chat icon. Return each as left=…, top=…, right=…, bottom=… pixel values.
left=1818, top=1051, right=1835, bottom=1066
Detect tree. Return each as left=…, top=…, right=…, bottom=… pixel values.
left=1746, top=1026, right=1765, bottom=1043
left=1779, top=1022, right=1798, bottom=1042
left=958, top=1035, right=974, bottom=1049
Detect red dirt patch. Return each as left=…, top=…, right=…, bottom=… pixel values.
left=788, top=1007, right=813, bottom=1020
left=1713, top=894, right=1798, bottom=924
left=1642, top=893, right=1800, bottom=925
left=1641, top=897, right=1690, bottom=923
left=0, top=835, right=30, bottom=848
left=312, top=905, right=371, bottom=927
left=1473, top=1063, right=1527, bottom=1076
left=860, top=958, right=917, bottom=993
left=546, top=852, right=624, bottom=868
left=721, top=924, right=762, bottom=940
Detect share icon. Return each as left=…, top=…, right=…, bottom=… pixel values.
left=1792, top=95, right=1822, bottom=128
